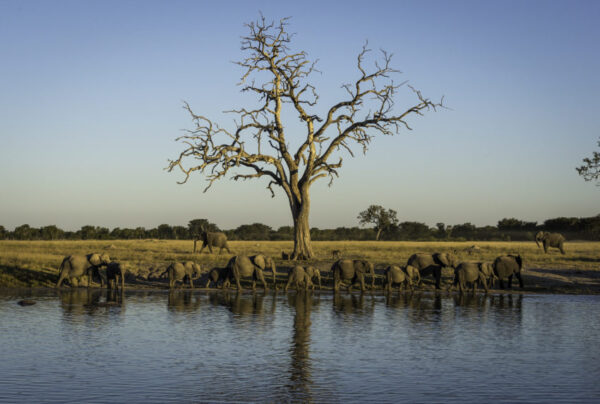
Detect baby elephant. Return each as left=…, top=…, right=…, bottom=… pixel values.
left=106, top=262, right=125, bottom=291
left=203, top=267, right=231, bottom=289
left=383, top=265, right=413, bottom=293
left=305, top=266, right=321, bottom=290
left=451, top=262, right=490, bottom=294
left=162, top=261, right=202, bottom=289
left=404, top=264, right=420, bottom=287
left=285, top=266, right=314, bottom=291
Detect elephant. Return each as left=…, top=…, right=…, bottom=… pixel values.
left=56, top=253, right=111, bottom=288
left=193, top=230, right=232, bottom=254
left=305, top=266, right=321, bottom=289
left=406, top=252, right=459, bottom=289
left=162, top=261, right=203, bottom=289
left=450, top=262, right=490, bottom=294
left=383, top=265, right=413, bottom=292
left=202, top=267, right=232, bottom=289
left=493, top=254, right=524, bottom=289
left=285, top=266, right=314, bottom=291
left=535, top=231, right=566, bottom=254
left=227, top=255, right=270, bottom=291
left=106, top=262, right=125, bottom=291
left=404, top=264, right=421, bottom=286
left=250, top=254, right=278, bottom=288
left=478, top=262, right=497, bottom=289
left=330, top=259, right=375, bottom=292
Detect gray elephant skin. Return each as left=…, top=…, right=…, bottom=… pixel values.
left=406, top=252, right=459, bottom=289
left=535, top=231, right=565, bottom=254
left=56, top=253, right=111, bottom=288
left=383, top=265, right=413, bottom=292
left=285, top=266, right=314, bottom=291
left=193, top=231, right=232, bottom=254
left=305, top=266, right=321, bottom=289
left=227, top=254, right=277, bottom=291
left=162, top=261, right=203, bottom=289
left=451, top=262, right=491, bottom=294
left=493, top=255, right=524, bottom=289
left=202, top=267, right=232, bottom=289
left=106, top=262, right=125, bottom=291
left=331, top=259, right=375, bottom=292
left=404, top=264, right=421, bottom=286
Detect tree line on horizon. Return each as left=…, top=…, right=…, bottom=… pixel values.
left=1, top=214, right=600, bottom=242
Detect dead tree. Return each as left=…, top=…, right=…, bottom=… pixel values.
left=168, top=16, right=441, bottom=259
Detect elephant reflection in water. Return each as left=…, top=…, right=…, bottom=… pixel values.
left=332, top=292, right=375, bottom=316
left=167, top=290, right=201, bottom=312
left=58, top=289, right=124, bottom=316
left=287, top=292, right=315, bottom=402
left=210, top=291, right=276, bottom=318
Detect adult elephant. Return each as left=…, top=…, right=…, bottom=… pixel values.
left=162, top=261, right=203, bottom=289
left=383, top=265, right=413, bottom=293
left=227, top=255, right=270, bottom=291
left=493, top=255, right=524, bottom=289
left=330, top=259, right=375, bottom=292
left=106, top=262, right=125, bottom=291
left=450, top=262, right=490, bottom=294
left=406, top=252, right=459, bottom=290
left=285, top=266, right=314, bottom=291
left=56, top=253, right=111, bottom=288
left=193, top=230, right=232, bottom=255
left=535, top=231, right=566, bottom=254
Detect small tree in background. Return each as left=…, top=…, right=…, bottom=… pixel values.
left=188, top=219, right=220, bottom=237
left=357, top=205, right=399, bottom=240
left=576, top=138, right=600, bottom=185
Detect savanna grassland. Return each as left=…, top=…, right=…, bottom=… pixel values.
left=1, top=240, right=599, bottom=293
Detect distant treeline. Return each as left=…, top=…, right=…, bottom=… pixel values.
left=1, top=215, right=600, bottom=241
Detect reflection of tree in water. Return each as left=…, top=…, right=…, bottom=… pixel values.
left=287, top=292, right=313, bottom=402
left=167, top=290, right=201, bottom=313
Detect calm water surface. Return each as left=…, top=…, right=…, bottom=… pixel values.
left=1, top=289, right=599, bottom=403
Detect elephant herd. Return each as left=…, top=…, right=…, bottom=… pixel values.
left=55, top=250, right=525, bottom=295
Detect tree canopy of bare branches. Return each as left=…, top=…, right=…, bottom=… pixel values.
left=168, top=16, right=441, bottom=259
left=576, top=138, right=600, bottom=185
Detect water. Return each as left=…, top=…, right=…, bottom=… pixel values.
left=1, top=290, right=599, bottom=403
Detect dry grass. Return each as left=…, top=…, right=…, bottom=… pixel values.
left=1, top=240, right=599, bottom=292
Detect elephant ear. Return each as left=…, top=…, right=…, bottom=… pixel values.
left=253, top=255, right=266, bottom=270
left=435, top=253, right=450, bottom=267
left=88, top=253, right=102, bottom=266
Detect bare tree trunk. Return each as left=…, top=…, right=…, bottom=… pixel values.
left=291, top=191, right=313, bottom=260
left=375, top=227, right=382, bottom=241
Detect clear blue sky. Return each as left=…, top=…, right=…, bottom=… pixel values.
left=1, top=0, right=599, bottom=231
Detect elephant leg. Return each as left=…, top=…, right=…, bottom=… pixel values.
left=543, top=243, right=548, bottom=254
left=257, top=271, right=267, bottom=290
left=499, top=279, right=505, bottom=289
left=481, top=275, right=489, bottom=294
left=285, top=275, right=293, bottom=292
left=208, top=244, right=214, bottom=254
left=358, top=274, right=365, bottom=292
left=189, top=276, right=194, bottom=289
left=472, top=281, right=477, bottom=294
left=508, top=274, right=513, bottom=288
left=56, top=272, right=66, bottom=288
left=434, top=267, right=442, bottom=289
left=333, top=270, right=340, bottom=292
left=233, top=268, right=242, bottom=291
left=559, top=243, right=565, bottom=255
left=515, top=272, right=524, bottom=288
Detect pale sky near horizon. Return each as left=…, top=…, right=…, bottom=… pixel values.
left=1, top=0, right=599, bottom=231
